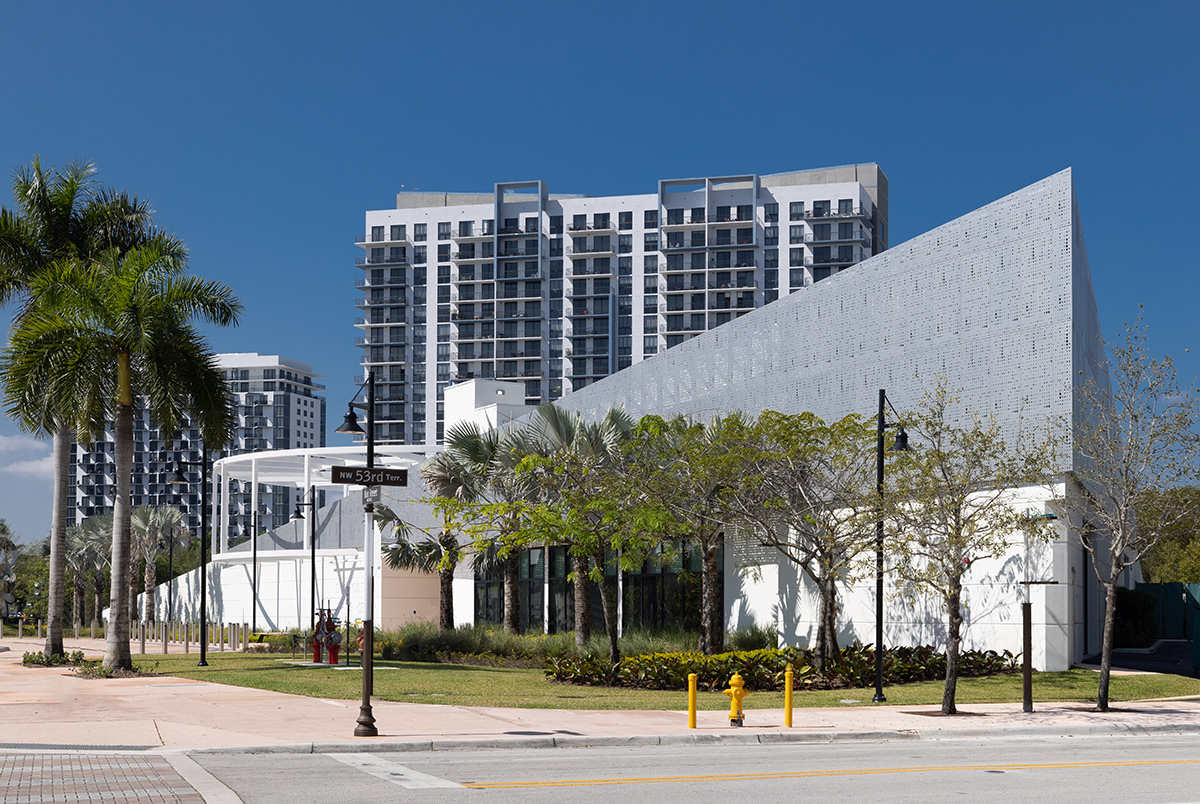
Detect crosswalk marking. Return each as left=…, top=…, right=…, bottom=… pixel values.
left=325, top=753, right=463, bottom=789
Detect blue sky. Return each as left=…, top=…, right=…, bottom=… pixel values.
left=1, top=1, right=1197, bottom=542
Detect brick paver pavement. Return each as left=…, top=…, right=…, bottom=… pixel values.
left=0, top=754, right=203, bottom=803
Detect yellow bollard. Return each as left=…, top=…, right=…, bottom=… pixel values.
left=687, top=673, right=698, bottom=729
left=723, top=672, right=749, bottom=727
left=784, top=664, right=794, bottom=728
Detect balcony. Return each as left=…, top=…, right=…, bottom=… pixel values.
left=568, top=263, right=615, bottom=277
left=567, top=244, right=615, bottom=257
left=497, top=225, right=537, bottom=236
left=661, top=239, right=707, bottom=251
left=496, top=248, right=537, bottom=258
left=355, top=277, right=407, bottom=290
left=452, top=227, right=491, bottom=241
left=660, top=215, right=707, bottom=228
left=806, top=206, right=870, bottom=220
left=708, top=212, right=753, bottom=224
left=806, top=229, right=872, bottom=246
left=567, top=221, right=615, bottom=233
left=355, top=254, right=409, bottom=266
left=452, top=251, right=493, bottom=262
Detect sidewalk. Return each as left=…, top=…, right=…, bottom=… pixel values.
left=2, top=635, right=1199, bottom=755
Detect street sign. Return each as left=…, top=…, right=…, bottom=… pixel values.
left=363, top=486, right=381, bottom=504
left=331, top=466, right=408, bottom=487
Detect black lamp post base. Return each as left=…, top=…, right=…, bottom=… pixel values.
left=197, top=660, right=208, bottom=667
left=872, top=692, right=887, bottom=703
left=354, top=707, right=377, bottom=737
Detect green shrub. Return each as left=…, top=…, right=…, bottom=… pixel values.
left=1114, top=586, right=1159, bottom=649
left=546, top=644, right=1018, bottom=690
left=726, top=623, right=779, bottom=652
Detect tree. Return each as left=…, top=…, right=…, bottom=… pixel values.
left=1137, top=487, right=1200, bottom=582
left=81, top=514, right=112, bottom=630
left=376, top=503, right=462, bottom=630
left=0, top=157, right=183, bottom=658
left=2, top=246, right=240, bottom=670
left=887, top=380, right=1058, bottom=714
left=438, top=421, right=539, bottom=632
left=1065, top=318, right=1200, bottom=710
left=627, top=414, right=747, bottom=655
left=520, top=404, right=644, bottom=662
left=729, top=411, right=878, bottom=670
left=415, top=452, right=471, bottom=630
left=130, top=506, right=190, bottom=623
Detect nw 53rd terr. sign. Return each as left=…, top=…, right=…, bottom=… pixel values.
left=331, top=466, right=408, bottom=487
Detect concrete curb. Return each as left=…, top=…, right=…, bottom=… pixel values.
left=185, top=721, right=1200, bottom=755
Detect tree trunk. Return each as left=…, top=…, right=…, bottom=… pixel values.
left=815, top=572, right=839, bottom=671
left=1097, top=570, right=1121, bottom=712
left=143, top=554, right=157, bottom=624
left=699, top=535, right=722, bottom=655
left=128, top=552, right=140, bottom=625
left=72, top=574, right=84, bottom=630
left=44, top=421, right=71, bottom=658
left=502, top=553, right=520, bottom=633
left=572, top=552, right=591, bottom=647
left=593, top=549, right=620, bottom=665
left=104, top=400, right=134, bottom=671
left=438, top=567, right=454, bottom=630
left=91, top=571, right=104, bottom=631
left=942, top=586, right=963, bottom=715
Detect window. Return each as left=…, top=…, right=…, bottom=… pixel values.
left=838, top=199, right=853, bottom=214
left=572, top=214, right=587, bottom=232
left=716, top=205, right=731, bottom=222
left=764, top=203, right=778, bottom=223
left=458, top=221, right=473, bottom=237
left=790, top=268, right=806, bottom=286
left=765, top=226, right=778, bottom=247
left=482, top=219, right=494, bottom=235
left=644, top=232, right=658, bottom=251
left=391, top=224, right=405, bottom=241
left=690, top=207, right=705, bottom=224
left=643, top=315, right=657, bottom=333
left=414, top=245, right=427, bottom=264
left=619, top=211, right=632, bottom=230
left=666, top=208, right=683, bottom=225
left=437, top=244, right=450, bottom=262
left=645, top=255, right=661, bottom=273
left=789, top=202, right=804, bottom=221
left=525, top=217, right=538, bottom=233
left=438, top=222, right=451, bottom=240
left=593, top=213, right=610, bottom=230
left=618, top=256, right=632, bottom=275
left=789, top=225, right=804, bottom=244
left=437, top=265, right=451, bottom=283
left=618, top=234, right=632, bottom=254
left=764, top=268, right=778, bottom=289
left=737, top=204, right=753, bottom=221
left=414, top=223, right=427, bottom=241
left=549, top=239, right=563, bottom=257
left=644, top=209, right=658, bottom=229
left=549, top=215, right=563, bottom=235
left=371, top=226, right=384, bottom=242
left=764, top=249, right=778, bottom=268
left=737, top=227, right=752, bottom=245
left=789, top=248, right=803, bottom=267
left=813, top=200, right=831, bottom=217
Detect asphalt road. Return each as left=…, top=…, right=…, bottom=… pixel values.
left=189, top=736, right=1200, bottom=804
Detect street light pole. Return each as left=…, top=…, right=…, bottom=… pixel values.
left=294, top=486, right=317, bottom=636
left=874, top=389, right=910, bottom=704
left=170, top=445, right=210, bottom=667
left=335, top=369, right=378, bottom=738
left=250, top=510, right=258, bottom=634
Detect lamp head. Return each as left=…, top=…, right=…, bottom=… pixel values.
left=168, top=467, right=189, bottom=486
left=890, top=427, right=911, bottom=452
left=335, top=403, right=364, bottom=435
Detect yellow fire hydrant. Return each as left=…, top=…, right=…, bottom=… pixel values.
left=723, top=672, right=749, bottom=727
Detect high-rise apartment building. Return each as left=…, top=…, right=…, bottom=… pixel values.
left=69, top=352, right=326, bottom=536
left=356, top=164, right=888, bottom=445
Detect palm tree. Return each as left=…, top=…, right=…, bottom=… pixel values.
left=66, top=521, right=109, bottom=630
left=526, top=404, right=634, bottom=659
left=2, top=245, right=240, bottom=670
left=78, top=514, right=112, bottom=630
left=131, top=506, right=190, bottom=623
left=376, top=504, right=462, bottom=630
left=0, top=157, right=183, bottom=658
left=440, top=421, right=540, bottom=632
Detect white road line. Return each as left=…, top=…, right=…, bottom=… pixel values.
left=326, top=752, right=463, bottom=789
left=166, top=753, right=243, bottom=804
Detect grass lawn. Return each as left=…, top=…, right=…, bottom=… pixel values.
left=132, top=652, right=1200, bottom=711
